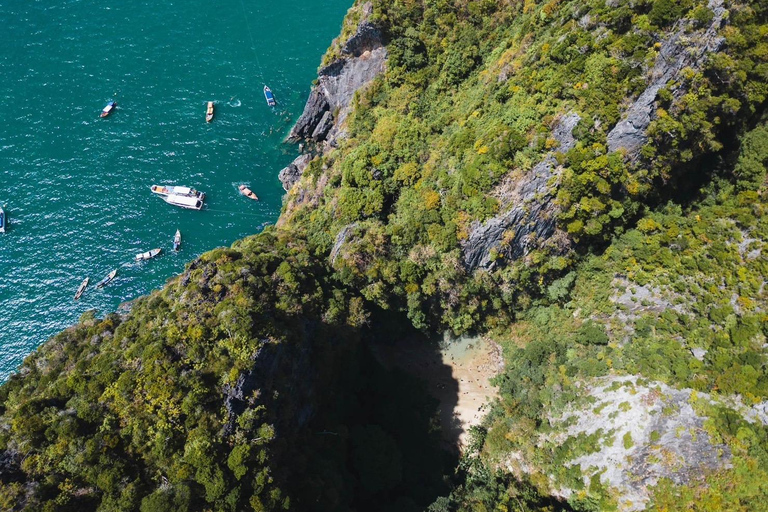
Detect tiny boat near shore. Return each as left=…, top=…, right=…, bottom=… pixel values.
left=96, top=269, right=117, bottom=289
left=150, top=185, right=205, bottom=200
left=136, top=248, right=162, bottom=261
left=173, top=229, right=181, bottom=251
left=206, top=101, right=214, bottom=122
left=238, top=185, right=258, bottom=201
left=0, top=207, right=5, bottom=233
left=264, top=86, right=275, bottom=107
left=74, top=277, right=89, bottom=300
left=100, top=101, right=116, bottom=118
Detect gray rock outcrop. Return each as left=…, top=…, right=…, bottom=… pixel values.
left=465, top=0, right=727, bottom=271
left=289, top=90, right=331, bottom=141
left=288, top=3, right=387, bottom=145
left=606, top=0, right=727, bottom=155
left=330, top=222, right=359, bottom=265
left=278, top=154, right=313, bottom=192
left=342, top=21, right=383, bottom=57
left=463, top=113, right=580, bottom=271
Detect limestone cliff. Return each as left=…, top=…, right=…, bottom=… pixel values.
left=463, top=0, right=730, bottom=272
left=288, top=2, right=387, bottom=147
left=2, top=0, right=766, bottom=510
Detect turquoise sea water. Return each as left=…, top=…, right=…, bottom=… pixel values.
left=0, top=0, right=351, bottom=380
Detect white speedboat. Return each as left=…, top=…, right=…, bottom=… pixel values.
left=150, top=185, right=205, bottom=200
left=173, top=229, right=181, bottom=251
left=0, top=207, right=5, bottom=233
left=136, top=248, right=162, bottom=261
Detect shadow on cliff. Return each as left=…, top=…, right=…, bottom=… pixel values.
left=274, top=308, right=461, bottom=512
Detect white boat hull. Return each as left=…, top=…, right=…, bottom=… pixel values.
left=151, top=185, right=205, bottom=200
left=136, top=248, right=162, bottom=261
left=163, top=194, right=203, bottom=210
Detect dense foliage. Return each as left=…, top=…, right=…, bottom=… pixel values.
left=0, top=234, right=451, bottom=511
left=1, top=0, right=766, bottom=510
left=282, top=0, right=768, bottom=334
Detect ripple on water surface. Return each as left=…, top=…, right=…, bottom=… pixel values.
left=0, top=0, right=353, bottom=380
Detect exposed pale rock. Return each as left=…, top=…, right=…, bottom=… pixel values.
left=545, top=376, right=731, bottom=511
left=288, top=4, right=387, bottom=146
left=329, top=222, right=359, bottom=265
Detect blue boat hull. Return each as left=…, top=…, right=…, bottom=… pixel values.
left=264, top=86, right=276, bottom=106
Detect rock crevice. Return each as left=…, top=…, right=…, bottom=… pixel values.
left=606, top=0, right=727, bottom=155
left=462, top=113, right=580, bottom=271
left=288, top=3, right=387, bottom=146
left=278, top=154, right=313, bottom=192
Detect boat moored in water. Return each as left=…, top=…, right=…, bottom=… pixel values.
left=96, top=269, right=117, bottom=289
left=238, top=185, right=258, bottom=201
left=74, top=277, right=89, bottom=300
left=100, top=101, right=116, bottom=118
left=264, top=86, right=275, bottom=107
left=173, top=229, right=181, bottom=251
left=161, top=194, right=204, bottom=210
left=150, top=185, right=205, bottom=200
left=0, top=207, right=5, bottom=233
left=206, top=101, right=214, bottom=122
left=136, top=248, right=162, bottom=261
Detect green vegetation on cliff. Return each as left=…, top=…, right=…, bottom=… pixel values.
left=1, top=0, right=767, bottom=510
left=0, top=233, right=453, bottom=511
left=282, top=0, right=767, bottom=335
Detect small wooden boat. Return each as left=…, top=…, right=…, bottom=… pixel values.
left=100, top=101, right=116, bottom=118
left=173, top=229, right=181, bottom=251
left=238, top=185, right=259, bottom=201
left=0, top=207, right=5, bottom=233
left=264, top=86, right=276, bottom=107
left=136, top=248, right=162, bottom=261
left=96, top=269, right=118, bottom=289
left=74, top=277, right=89, bottom=300
left=206, top=101, right=214, bottom=122
left=150, top=185, right=205, bottom=200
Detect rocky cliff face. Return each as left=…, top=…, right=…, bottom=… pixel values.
left=463, top=113, right=580, bottom=271
left=520, top=376, right=736, bottom=512
left=606, top=0, right=727, bottom=155
left=278, top=153, right=312, bottom=192
left=463, top=0, right=728, bottom=272
left=288, top=2, right=387, bottom=147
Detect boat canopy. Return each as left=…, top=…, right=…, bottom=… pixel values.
left=167, top=194, right=202, bottom=208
